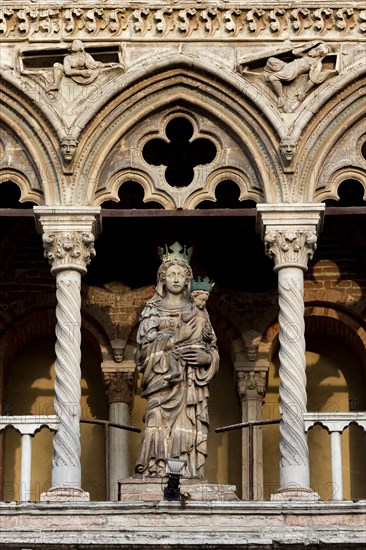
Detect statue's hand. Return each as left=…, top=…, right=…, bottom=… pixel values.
left=181, top=348, right=211, bottom=366
left=176, top=317, right=197, bottom=343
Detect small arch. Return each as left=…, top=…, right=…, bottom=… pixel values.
left=95, top=169, right=174, bottom=209
left=0, top=179, right=40, bottom=207
left=186, top=167, right=262, bottom=209
left=324, top=178, right=366, bottom=206
left=100, top=180, right=164, bottom=210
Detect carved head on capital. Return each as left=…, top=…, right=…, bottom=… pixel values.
left=60, top=137, right=78, bottom=162
left=111, top=338, right=127, bottom=363
left=243, top=329, right=261, bottom=362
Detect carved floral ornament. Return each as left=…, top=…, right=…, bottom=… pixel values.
left=42, top=231, right=96, bottom=273
left=264, top=229, right=318, bottom=271
left=0, top=6, right=364, bottom=41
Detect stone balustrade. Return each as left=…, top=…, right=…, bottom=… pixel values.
left=303, top=412, right=366, bottom=501
left=0, top=416, right=60, bottom=501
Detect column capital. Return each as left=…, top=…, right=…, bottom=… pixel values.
left=102, top=360, right=136, bottom=405
left=34, top=206, right=101, bottom=275
left=256, top=204, right=325, bottom=271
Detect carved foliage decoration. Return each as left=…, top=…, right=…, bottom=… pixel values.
left=43, top=231, right=96, bottom=273
left=264, top=229, right=318, bottom=271
left=0, top=6, right=364, bottom=41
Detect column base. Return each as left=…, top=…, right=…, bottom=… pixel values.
left=271, top=486, right=320, bottom=501
left=40, top=486, right=90, bottom=502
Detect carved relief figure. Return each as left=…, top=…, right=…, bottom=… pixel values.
left=239, top=41, right=338, bottom=113
left=45, top=40, right=121, bottom=91
left=264, top=42, right=335, bottom=111
left=135, top=242, right=219, bottom=479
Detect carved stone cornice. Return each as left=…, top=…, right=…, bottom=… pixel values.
left=34, top=206, right=101, bottom=275
left=256, top=204, right=325, bottom=272
left=0, top=5, right=364, bottom=42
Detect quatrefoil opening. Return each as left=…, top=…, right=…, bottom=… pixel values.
left=142, top=117, right=216, bottom=188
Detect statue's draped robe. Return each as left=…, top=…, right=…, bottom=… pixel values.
left=135, top=298, right=219, bottom=479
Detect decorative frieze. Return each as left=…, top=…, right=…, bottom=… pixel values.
left=0, top=5, right=364, bottom=42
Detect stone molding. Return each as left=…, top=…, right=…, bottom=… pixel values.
left=0, top=500, right=364, bottom=547
left=303, top=412, right=366, bottom=433
left=0, top=5, right=364, bottom=42
left=0, top=415, right=60, bottom=435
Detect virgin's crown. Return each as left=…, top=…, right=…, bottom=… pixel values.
left=158, top=241, right=192, bottom=265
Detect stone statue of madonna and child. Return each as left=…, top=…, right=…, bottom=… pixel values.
left=134, top=242, right=219, bottom=484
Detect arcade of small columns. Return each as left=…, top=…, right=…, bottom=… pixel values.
left=34, top=202, right=324, bottom=502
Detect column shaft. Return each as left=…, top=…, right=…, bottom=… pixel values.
left=330, top=431, right=343, bottom=500
left=20, top=434, right=32, bottom=501
left=277, top=266, right=310, bottom=489
left=109, top=402, right=130, bottom=500
left=35, top=206, right=100, bottom=501
left=52, top=269, right=82, bottom=487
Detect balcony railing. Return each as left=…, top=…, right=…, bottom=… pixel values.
left=1, top=413, right=365, bottom=502
left=0, top=415, right=140, bottom=501
left=304, top=412, right=366, bottom=500
left=0, top=415, right=60, bottom=501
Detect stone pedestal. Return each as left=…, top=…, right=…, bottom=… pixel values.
left=118, top=476, right=239, bottom=502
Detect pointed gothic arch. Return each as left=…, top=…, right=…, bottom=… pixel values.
left=71, top=60, right=286, bottom=205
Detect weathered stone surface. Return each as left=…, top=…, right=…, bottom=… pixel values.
left=0, top=500, right=364, bottom=548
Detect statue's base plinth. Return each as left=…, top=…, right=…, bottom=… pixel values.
left=118, top=476, right=239, bottom=502
left=40, top=486, right=90, bottom=502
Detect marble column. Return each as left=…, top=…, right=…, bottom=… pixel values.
left=35, top=206, right=101, bottom=501
left=257, top=204, right=324, bottom=500
left=103, top=360, right=136, bottom=501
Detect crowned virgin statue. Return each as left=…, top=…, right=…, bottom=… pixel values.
left=135, top=242, right=219, bottom=480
